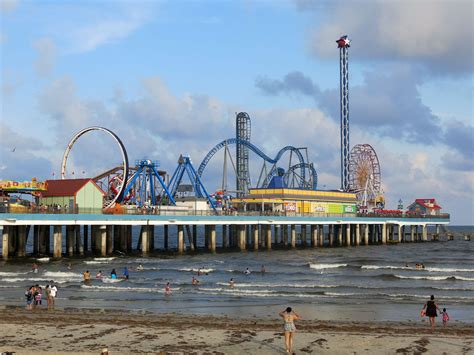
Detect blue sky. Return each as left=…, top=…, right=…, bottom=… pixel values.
left=1, top=0, right=473, bottom=224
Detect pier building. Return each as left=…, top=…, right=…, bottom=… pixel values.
left=232, top=188, right=357, bottom=214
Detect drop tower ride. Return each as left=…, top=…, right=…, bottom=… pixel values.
left=337, top=35, right=351, bottom=191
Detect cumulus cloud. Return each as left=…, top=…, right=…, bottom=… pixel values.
left=256, top=65, right=442, bottom=143
left=0, top=123, right=53, bottom=181
left=33, top=37, right=56, bottom=77
left=301, top=0, right=474, bottom=76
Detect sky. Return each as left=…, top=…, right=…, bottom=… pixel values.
left=0, top=0, right=473, bottom=224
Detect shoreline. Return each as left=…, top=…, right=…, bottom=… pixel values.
left=1, top=307, right=473, bottom=354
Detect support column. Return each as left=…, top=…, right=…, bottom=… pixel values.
left=141, top=225, right=149, bottom=254
left=239, top=225, right=246, bottom=251
left=345, top=224, right=351, bottom=246
left=66, top=225, right=74, bottom=256
left=422, top=225, right=428, bottom=241
left=210, top=225, right=216, bottom=252
left=398, top=224, right=403, bottom=243
left=337, top=226, right=343, bottom=246
left=253, top=225, right=259, bottom=250
left=75, top=226, right=83, bottom=255
left=364, top=224, right=369, bottom=245
left=2, top=226, right=9, bottom=260
left=318, top=225, right=324, bottom=246
left=266, top=225, right=272, bottom=250
left=53, top=225, right=62, bottom=258
left=282, top=225, right=288, bottom=246
left=301, top=225, right=307, bottom=247
left=382, top=224, right=387, bottom=244
left=99, top=226, right=107, bottom=256
left=15, top=226, right=26, bottom=257
left=193, top=225, right=197, bottom=249
left=178, top=225, right=184, bottom=253
left=290, top=225, right=296, bottom=248
left=222, top=225, right=228, bottom=248
left=185, top=225, right=195, bottom=251
left=33, top=226, right=39, bottom=255
left=106, top=226, right=113, bottom=255
left=164, top=225, right=169, bottom=250
left=113, top=225, right=120, bottom=252
left=311, top=225, right=318, bottom=247
left=204, top=225, right=209, bottom=249
left=83, top=225, right=89, bottom=253
left=410, top=225, right=415, bottom=242
left=329, top=225, right=334, bottom=247
left=355, top=224, right=360, bottom=246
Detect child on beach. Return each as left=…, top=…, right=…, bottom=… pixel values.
left=441, top=308, right=450, bottom=326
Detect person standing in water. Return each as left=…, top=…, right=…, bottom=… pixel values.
left=111, top=269, right=117, bottom=279
left=279, top=307, right=300, bottom=354
left=123, top=267, right=129, bottom=280
left=83, top=270, right=91, bottom=282
left=229, top=278, right=235, bottom=288
left=165, top=282, right=171, bottom=295
left=422, top=295, right=441, bottom=329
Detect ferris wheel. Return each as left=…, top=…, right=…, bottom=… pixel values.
left=348, top=144, right=381, bottom=208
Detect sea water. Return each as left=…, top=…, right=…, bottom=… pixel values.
left=0, top=226, right=472, bottom=323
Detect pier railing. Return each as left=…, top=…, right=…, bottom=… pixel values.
left=0, top=205, right=450, bottom=220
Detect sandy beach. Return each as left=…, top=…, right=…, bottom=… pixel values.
left=0, top=307, right=472, bottom=354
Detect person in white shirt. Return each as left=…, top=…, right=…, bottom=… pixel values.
left=49, top=282, right=58, bottom=308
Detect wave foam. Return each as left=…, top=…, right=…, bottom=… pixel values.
left=395, top=275, right=474, bottom=281
left=309, top=263, right=347, bottom=270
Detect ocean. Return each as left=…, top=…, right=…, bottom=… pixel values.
left=0, top=225, right=472, bottom=323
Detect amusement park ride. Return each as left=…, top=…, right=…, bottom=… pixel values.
left=54, top=34, right=383, bottom=213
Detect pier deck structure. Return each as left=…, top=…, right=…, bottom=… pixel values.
left=0, top=214, right=451, bottom=259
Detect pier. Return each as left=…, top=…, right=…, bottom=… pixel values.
left=0, top=213, right=453, bottom=259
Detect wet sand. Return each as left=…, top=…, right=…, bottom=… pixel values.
left=0, top=307, right=473, bottom=354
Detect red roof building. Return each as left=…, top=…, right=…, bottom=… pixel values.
left=40, top=179, right=105, bottom=212
left=407, top=198, right=442, bottom=216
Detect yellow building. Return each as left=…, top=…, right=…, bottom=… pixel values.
left=232, top=188, right=357, bottom=215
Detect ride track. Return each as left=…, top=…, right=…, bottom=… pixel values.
left=197, top=138, right=318, bottom=190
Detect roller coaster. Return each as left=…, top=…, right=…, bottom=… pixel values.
left=61, top=112, right=319, bottom=210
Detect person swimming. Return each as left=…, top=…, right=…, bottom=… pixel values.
left=244, top=268, right=251, bottom=275
left=136, top=264, right=144, bottom=271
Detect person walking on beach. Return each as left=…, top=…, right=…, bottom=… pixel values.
left=279, top=307, right=300, bottom=354
left=422, top=295, right=440, bottom=329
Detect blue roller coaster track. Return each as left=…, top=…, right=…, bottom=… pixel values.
left=197, top=138, right=317, bottom=193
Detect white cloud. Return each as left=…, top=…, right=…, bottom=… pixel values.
left=304, top=0, right=474, bottom=75
left=0, top=0, right=18, bottom=13
left=68, top=9, right=152, bottom=53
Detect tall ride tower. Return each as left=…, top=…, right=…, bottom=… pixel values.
left=236, top=112, right=251, bottom=196
left=337, top=35, right=351, bottom=191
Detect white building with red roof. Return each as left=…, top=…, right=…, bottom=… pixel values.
left=407, top=198, right=442, bottom=216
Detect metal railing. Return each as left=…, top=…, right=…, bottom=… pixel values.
left=0, top=206, right=450, bottom=220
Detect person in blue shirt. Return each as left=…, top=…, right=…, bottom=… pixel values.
left=123, top=267, right=129, bottom=279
